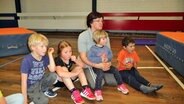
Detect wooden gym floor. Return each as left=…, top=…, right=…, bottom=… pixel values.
left=0, top=32, right=184, bottom=104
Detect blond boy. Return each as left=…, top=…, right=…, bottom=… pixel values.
left=20, top=33, right=57, bottom=104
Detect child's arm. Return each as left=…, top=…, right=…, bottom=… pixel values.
left=133, top=62, right=138, bottom=68
left=125, top=63, right=133, bottom=69
left=56, top=66, right=82, bottom=78
left=47, top=47, right=56, bottom=72
left=21, top=73, right=28, bottom=104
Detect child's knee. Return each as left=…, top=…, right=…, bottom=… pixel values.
left=31, top=93, right=49, bottom=104
left=34, top=96, right=48, bottom=104
left=47, top=72, right=57, bottom=83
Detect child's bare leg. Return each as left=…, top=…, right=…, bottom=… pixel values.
left=72, top=66, right=95, bottom=100
left=60, top=68, right=75, bottom=90
left=73, top=66, right=88, bottom=86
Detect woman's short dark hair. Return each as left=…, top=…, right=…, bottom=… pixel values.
left=122, top=36, right=135, bottom=47
left=86, top=12, right=104, bottom=28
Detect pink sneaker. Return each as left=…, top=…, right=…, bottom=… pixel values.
left=80, top=87, right=95, bottom=100
left=94, top=90, right=103, bottom=101
left=71, top=90, right=85, bottom=104
left=117, top=84, right=129, bottom=94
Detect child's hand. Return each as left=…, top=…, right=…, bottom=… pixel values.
left=101, top=57, right=108, bottom=63
left=101, top=53, right=108, bottom=62
left=125, top=63, right=133, bottom=69
left=48, top=47, right=54, bottom=54
left=102, top=62, right=111, bottom=71
left=71, top=55, right=76, bottom=62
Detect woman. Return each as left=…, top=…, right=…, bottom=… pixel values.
left=77, top=12, right=117, bottom=95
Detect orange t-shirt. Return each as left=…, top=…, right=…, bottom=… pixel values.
left=117, top=49, right=140, bottom=71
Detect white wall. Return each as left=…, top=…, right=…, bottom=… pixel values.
left=18, top=0, right=92, bottom=30
left=11, top=0, right=184, bottom=30
left=0, top=0, right=16, bottom=13
left=20, top=0, right=184, bottom=13
left=97, top=0, right=184, bottom=12
left=20, top=0, right=91, bottom=12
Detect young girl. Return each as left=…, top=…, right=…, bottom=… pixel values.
left=54, top=40, right=95, bottom=104
left=87, top=30, right=129, bottom=101
left=117, top=36, right=163, bottom=94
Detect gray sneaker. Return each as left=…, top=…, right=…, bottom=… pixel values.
left=140, top=85, right=156, bottom=94
left=150, top=84, right=163, bottom=91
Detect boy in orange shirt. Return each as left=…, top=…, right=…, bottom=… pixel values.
left=117, top=36, right=163, bottom=94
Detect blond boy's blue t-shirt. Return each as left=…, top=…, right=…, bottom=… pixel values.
left=20, top=54, right=49, bottom=88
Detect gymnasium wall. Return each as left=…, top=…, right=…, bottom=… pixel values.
left=0, top=0, right=17, bottom=27
left=20, top=0, right=91, bottom=12
left=97, top=0, right=184, bottom=12
left=97, top=0, right=184, bottom=31
left=18, top=0, right=91, bottom=30
left=1, top=0, right=184, bottom=31
left=0, top=0, right=16, bottom=13
left=18, top=0, right=184, bottom=12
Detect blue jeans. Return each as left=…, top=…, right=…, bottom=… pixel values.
left=119, top=67, right=150, bottom=90
left=5, top=93, right=24, bottom=104
left=93, top=66, right=123, bottom=90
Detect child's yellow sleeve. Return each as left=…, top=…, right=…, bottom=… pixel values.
left=0, top=90, right=3, bottom=98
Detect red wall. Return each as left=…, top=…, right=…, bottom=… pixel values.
left=102, top=12, right=184, bottom=31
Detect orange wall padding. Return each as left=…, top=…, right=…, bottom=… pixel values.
left=159, top=32, right=184, bottom=44
left=0, top=27, right=35, bottom=36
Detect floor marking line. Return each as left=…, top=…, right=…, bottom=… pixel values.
left=138, top=66, right=164, bottom=69
left=0, top=56, right=23, bottom=68
left=145, top=45, right=184, bottom=90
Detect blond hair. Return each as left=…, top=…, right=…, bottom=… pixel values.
left=93, top=30, right=108, bottom=44
left=28, top=33, right=48, bottom=51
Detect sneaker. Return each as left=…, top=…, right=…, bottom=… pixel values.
left=44, top=89, right=57, bottom=98
left=52, top=81, right=65, bottom=92
left=150, top=84, right=163, bottom=91
left=71, top=90, right=85, bottom=104
left=80, top=87, right=95, bottom=100
left=140, top=85, right=156, bottom=94
left=29, top=102, right=35, bottom=104
left=94, top=90, right=103, bottom=101
left=117, top=84, right=129, bottom=95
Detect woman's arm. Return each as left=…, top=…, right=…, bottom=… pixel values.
left=79, top=52, right=99, bottom=68
left=79, top=52, right=111, bottom=70
left=21, top=73, right=28, bottom=104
